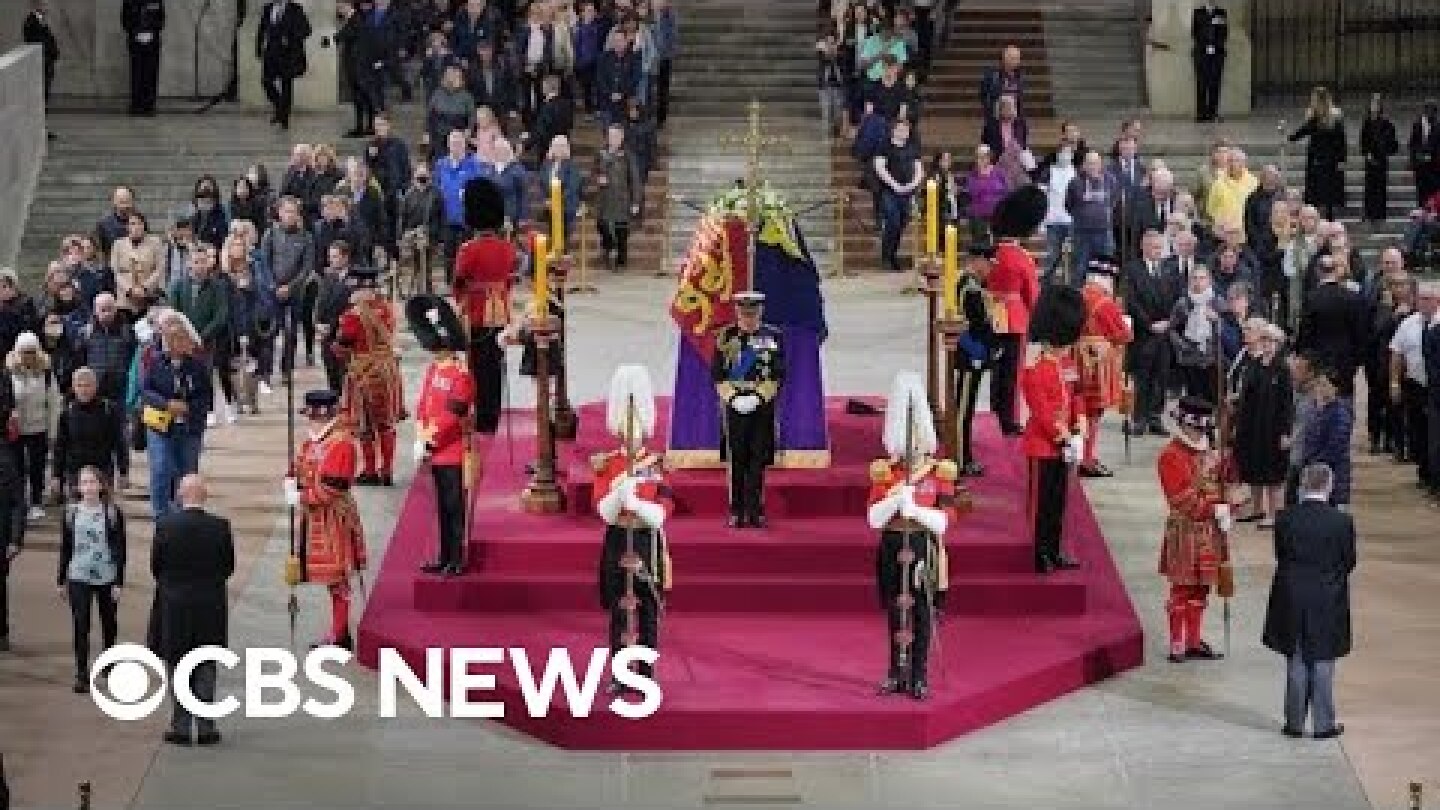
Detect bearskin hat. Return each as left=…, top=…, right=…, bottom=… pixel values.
left=1028, top=284, right=1086, bottom=347
left=989, top=185, right=1047, bottom=239
left=405, top=294, right=467, bottom=353
left=463, top=176, right=506, bottom=232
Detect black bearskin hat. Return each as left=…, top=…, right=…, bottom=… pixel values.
left=405, top=294, right=467, bottom=352
left=989, top=185, right=1047, bottom=239
left=1028, top=284, right=1085, bottom=347
left=463, top=177, right=506, bottom=232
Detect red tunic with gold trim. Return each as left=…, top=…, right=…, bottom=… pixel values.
left=296, top=422, right=366, bottom=586
left=335, top=295, right=405, bottom=435
left=986, top=240, right=1040, bottom=336
left=1074, top=281, right=1134, bottom=413
left=1157, top=438, right=1231, bottom=587
left=415, top=355, right=475, bottom=467
left=453, top=234, right=515, bottom=329
left=1020, top=349, right=1085, bottom=459
left=592, top=448, right=675, bottom=605
left=867, top=458, right=967, bottom=599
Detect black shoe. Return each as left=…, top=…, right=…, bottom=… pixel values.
left=1167, top=652, right=1186, bottom=664
left=1281, top=726, right=1304, bottom=738
left=1077, top=463, right=1113, bottom=478
left=727, top=513, right=745, bottom=529
left=310, top=634, right=354, bottom=652
left=421, top=560, right=446, bottom=574
left=380, top=474, right=394, bottom=487
left=441, top=563, right=464, bottom=577
left=196, top=731, right=223, bottom=746
left=1235, top=512, right=1265, bottom=524
left=607, top=677, right=638, bottom=696
left=163, top=731, right=192, bottom=746
left=876, top=677, right=906, bottom=696
left=357, top=473, right=381, bottom=486
left=1148, top=424, right=1168, bottom=437
left=72, top=680, right=88, bottom=694
left=908, top=680, right=930, bottom=701
left=960, top=461, right=985, bottom=477
left=0, top=635, right=9, bottom=652
left=1184, top=641, right=1224, bottom=660
left=750, top=512, right=768, bottom=529
left=1035, top=557, right=1056, bottom=575
left=1052, top=554, right=1080, bottom=570
left=344, top=128, right=368, bottom=139
left=1312, top=724, right=1345, bottom=739
left=999, top=424, right=1024, bottom=437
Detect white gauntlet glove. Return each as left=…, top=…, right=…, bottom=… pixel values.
left=1213, top=502, right=1234, bottom=533
left=412, top=439, right=429, bottom=464
left=731, top=394, right=760, bottom=415
left=283, top=477, right=300, bottom=507
left=1062, top=434, right=1083, bottom=464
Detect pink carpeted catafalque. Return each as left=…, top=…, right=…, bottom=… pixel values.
left=356, top=398, right=1143, bottom=750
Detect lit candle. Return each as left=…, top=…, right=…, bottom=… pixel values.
left=925, top=177, right=939, bottom=256
left=533, top=234, right=549, bottom=317
left=943, top=224, right=959, bottom=318
left=549, top=172, right=564, bottom=257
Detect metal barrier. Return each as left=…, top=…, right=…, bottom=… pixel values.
left=1254, top=0, right=1440, bottom=102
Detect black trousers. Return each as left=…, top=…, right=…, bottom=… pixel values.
left=990, top=335, right=1023, bottom=432
left=723, top=408, right=771, bottom=519
left=468, top=328, right=504, bottom=434
left=206, top=337, right=235, bottom=405
left=598, top=219, right=630, bottom=267
left=1195, top=53, right=1224, bottom=120
left=956, top=363, right=985, bottom=465
left=43, top=59, right=55, bottom=104
left=878, top=529, right=937, bottom=685
left=885, top=598, right=933, bottom=686
left=654, top=59, right=673, bottom=126
left=0, top=499, right=17, bottom=639
left=321, top=339, right=345, bottom=394
left=1130, top=339, right=1171, bottom=426
left=128, top=40, right=161, bottom=114
left=431, top=464, right=465, bottom=567
left=1029, top=457, right=1069, bottom=566
left=607, top=590, right=659, bottom=677
left=11, top=433, right=47, bottom=508
left=170, top=660, right=218, bottom=736
left=261, top=64, right=296, bottom=126
left=67, top=581, right=118, bottom=682
left=1364, top=362, right=1395, bottom=447
left=1402, top=380, right=1431, bottom=482
left=351, top=71, right=384, bottom=131
left=1429, top=401, right=1440, bottom=493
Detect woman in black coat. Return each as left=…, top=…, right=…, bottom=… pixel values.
left=1289, top=86, right=1348, bottom=220
left=1359, top=93, right=1399, bottom=225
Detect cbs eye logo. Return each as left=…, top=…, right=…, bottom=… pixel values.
left=89, top=643, right=171, bottom=721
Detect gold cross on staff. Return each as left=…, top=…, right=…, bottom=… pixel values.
left=717, top=99, right=791, bottom=290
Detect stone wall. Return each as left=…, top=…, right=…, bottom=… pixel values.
left=0, top=45, right=46, bottom=273
left=0, top=0, right=238, bottom=99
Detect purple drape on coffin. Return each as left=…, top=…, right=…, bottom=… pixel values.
left=669, top=326, right=827, bottom=459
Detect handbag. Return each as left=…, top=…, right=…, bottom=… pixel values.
left=141, top=404, right=173, bottom=434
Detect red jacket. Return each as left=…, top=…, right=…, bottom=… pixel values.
left=987, top=240, right=1039, bottom=336
left=591, top=448, right=675, bottom=524
left=1021, top=349, right=1083, bottom=458
left=1075, top=282, right=1134, bottom=412
left=294, top=422, right=365, bottom=585
left=453, top=235, right=515, bottom=328
left=416, top=355, right=474, bottom=466
left=335, top=295, right=395, bottom=357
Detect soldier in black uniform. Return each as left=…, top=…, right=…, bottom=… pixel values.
left=1192, top=1, right=1229, bottom=123
left=23, top=1, right=59, bottom=106
left=956, top=241, right=999, bottom=477
left=121, top=0, right=166, bottom=116
left=712, top=291, right=785, bottom=529
left=337, top=0, right=387, bottom=139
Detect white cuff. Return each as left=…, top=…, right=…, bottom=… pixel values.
left=867, top=491, right=905, bottom=530
left=597, top=485, right=626, bottom=524
left=910, top=504, right=949, bottom=537
left=283, top=477, right=299, bottom=507
left=630, top=500, right=666, bottom=529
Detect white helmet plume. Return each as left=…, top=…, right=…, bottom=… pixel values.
left=606, top=364, right=656, bottom=443
left=883, top=372, right=937, bottom=459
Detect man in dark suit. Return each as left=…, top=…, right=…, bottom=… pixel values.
left=1296, top=254, right=1370, bottom=398
left=1192, top=1, right=1228, bottom=122
left=978, top=45, right=1023, bottom=126
left=524, top=74, right=573, bottom=163
left=1124, top=230, right=1183, bottom=435
left=1423, top=310, right=1440, bottom=502
left=337, top=0, right=387, bottom=138
left=257, top=0, right=312, bottom=130
left=1123, top=166, right=1177, bottom=261
left=1108, top=136, right=1146, bottom=264
left=22, top=0, right=59, bottom=106
left=467, top=40, right=517, bottom=119
left=1262, top=463, right=1354, bottom=739
left=1409, top=101, right=1440, bottom=207
left=148, top=474, right=234, bottom=746
left=121, top=0, right=165, bottom=116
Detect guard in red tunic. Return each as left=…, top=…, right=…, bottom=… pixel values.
left=1021, top=285, right=1088, bottom=574
left=452, top=177, right=515, bottom=435
left=986, top=186, right=1046, bottom=436
left=591, top=365, right=674, bottom=693
left=334, top=266, right=405, bottom=486
left=867, top=372, right=966, bottom=700
left=1158, top=395, right=1233, bottom=663
left=1074, top=255, right=1134, bottom=478
left=407, top=294, right=476, bottom=577
left=284, top=390, right=365, bottom=650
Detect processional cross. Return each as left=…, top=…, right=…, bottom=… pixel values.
left=717, top=99, right=791, bottom=292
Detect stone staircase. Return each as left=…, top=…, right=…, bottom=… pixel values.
left=1042, top=1, right=1146, bottom=120
left=661, top=0, right=846, bottom=274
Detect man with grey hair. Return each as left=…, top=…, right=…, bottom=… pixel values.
left=1262, top=462, right=1355, bottom=739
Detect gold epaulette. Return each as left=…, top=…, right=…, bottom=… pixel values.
left=869, top=459, right=894, bottom=482
left=589, top=450, right=616, bottom=473
left=934, top=460, right=959, bottom=481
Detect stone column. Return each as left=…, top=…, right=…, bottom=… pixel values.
left=0, top=46, right=47, bottom=271
left=238, top=0, right=338, bottom=111
left=1146, top=0, right=1252, bottom=117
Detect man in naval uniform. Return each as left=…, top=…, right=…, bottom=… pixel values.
left=712, top=291, right=786, bottom=529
